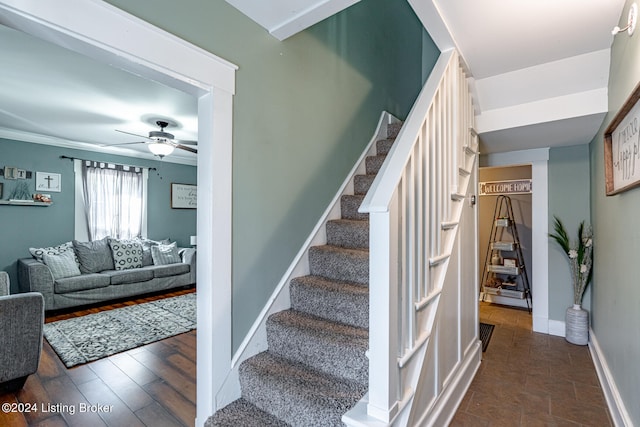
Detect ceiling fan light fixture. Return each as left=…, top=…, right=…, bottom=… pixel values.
left=148, top=142, right=175, bottom=158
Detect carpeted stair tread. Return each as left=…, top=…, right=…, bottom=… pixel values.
left=387, top=122, right=402, bottom=138
left=326, top=219, right=369, bottom=249
left=309, top=245, right=368, bottom=285
left=365, top=155, right=387, bottom=175
left=239, top=351, right=367, bottom=427
left=354, top=174, right=376, bottom=195
left=341, top=194, right=368, bottom=220
left=267, top=310, right=368, bottom=385
left=207, top=398, right=290, bottom=427
left=376, top=138, right=395, bottom=155
left=290, top=275, right=369, bottom=329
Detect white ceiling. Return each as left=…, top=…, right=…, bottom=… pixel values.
left=0, top=24, right=198, bottom=165
left=414, top=0, right=626, bottom=154
left=0, top=1, right=629, bottom=163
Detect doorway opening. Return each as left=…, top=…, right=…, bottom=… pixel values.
left=0, top=3, right=236, bottom=425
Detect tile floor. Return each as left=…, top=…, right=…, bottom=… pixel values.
left=451, top=302, right=612, bottom=426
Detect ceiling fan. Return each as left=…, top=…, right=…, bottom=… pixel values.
left=110, top=120, right=197, bottom=158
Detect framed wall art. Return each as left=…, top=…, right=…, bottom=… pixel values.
left=171, top=183, right=197, bottom=209
left=36, top=172, right=62, bottom=193
left=604, top=81, right=640, bottom=195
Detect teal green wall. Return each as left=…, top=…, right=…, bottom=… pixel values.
left=0, top=138, right=196, bottom=292
left=547, top=144, right=591, bottom=320
left=104, top=0, right=436, bottom=350
left=589, top=0, right=640, bottom=422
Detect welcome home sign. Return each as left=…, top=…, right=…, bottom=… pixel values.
left=479, top=179, right=532, bottom=196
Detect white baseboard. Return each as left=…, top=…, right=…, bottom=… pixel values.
left=548, top=319, right=565, bottom=337
left=589, top=331, right=632, bottom=427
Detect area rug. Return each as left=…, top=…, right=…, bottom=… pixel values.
left=479, top=322, right=495, bottom=352
left=43, top=293, right=196, bottom=368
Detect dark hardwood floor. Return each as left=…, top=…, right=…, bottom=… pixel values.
left=0, top=288, right=196, bottom=427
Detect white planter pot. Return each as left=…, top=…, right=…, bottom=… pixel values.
left=565, top=304, right=589, bottom=345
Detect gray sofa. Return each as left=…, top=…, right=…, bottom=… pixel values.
left=0, top=271, right=44, bottom=392
left=17, top=241, right=196, bottom=311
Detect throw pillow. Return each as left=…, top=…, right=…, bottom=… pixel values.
left=73, top=237, right=115, bottom=273
left=108, top=238, right=143, bottom=270
left=151, top=242, right=181, bottom=265
left=30, top=241, right=77, bottom=264
left=43, top=250, right=82, bottom=280
left=135, top=238, right=159, bottom=266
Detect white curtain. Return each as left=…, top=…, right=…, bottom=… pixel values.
left=81, top=161, right=143, bottom=241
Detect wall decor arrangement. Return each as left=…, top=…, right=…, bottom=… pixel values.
left=35, top=172, right=61, bottom=193
left=171, top=183, right=197, bottom=209
left=604, top=81, right=640, bottom=195
left=1, top=166, right=33, bottom=179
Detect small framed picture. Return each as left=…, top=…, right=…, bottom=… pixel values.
left=3, top=166, right=18, bottom=179
left=17, top=169, right=26, bottom=179
left=171, top=183, right=197, bottom=209
left=503, top=258, right=518, bottom=268
left=36, top=172, right=62, bottom=193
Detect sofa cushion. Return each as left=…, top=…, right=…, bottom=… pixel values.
left=30, top=241, right=79, bottom=266
left=43, top=251, right=81, bottom=280
left=54, top=274, right=110, bottom=294
left=108, top=238, right=143, bottom=270
left=145, top=263, right=190, bottom=278
left=151, top=242, right=181, bottom=265
left=73, top=237, right=115, bottom=273
left=102, top=269, right=154, bottom=285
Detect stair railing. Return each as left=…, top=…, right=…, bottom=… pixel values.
left=357, top=48, right=476, bottom=423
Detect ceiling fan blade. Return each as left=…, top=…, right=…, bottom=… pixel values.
left=100, top=141, right=146, bottom=147
left=115, top=129, right=152, bottom=140
left=176, top=144, right=197, bottom=154
left=175, top=139, right=197, bottom=145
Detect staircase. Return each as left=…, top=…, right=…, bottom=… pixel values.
left=208, top=123, right=403, bottom=427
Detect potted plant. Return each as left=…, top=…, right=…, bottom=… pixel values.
left=549, top=216, right=593, bottom=345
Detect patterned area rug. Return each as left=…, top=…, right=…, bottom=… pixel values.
left=44, top=293, right=196, bottom=368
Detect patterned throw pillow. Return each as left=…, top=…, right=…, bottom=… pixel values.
left=30, top=241, right=78, bottom=265
left=108, top=239, right=144, bottom=270
left=151, top=242, right=181, bottom=265
left=43, top=250, right=82, bottom=279
left=132, top=237, right=171, bottom=266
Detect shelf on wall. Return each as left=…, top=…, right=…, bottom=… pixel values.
left=0, top=200, right=52, bottom=207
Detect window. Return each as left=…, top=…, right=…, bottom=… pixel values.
left=75, top=160, right=148, bottom=241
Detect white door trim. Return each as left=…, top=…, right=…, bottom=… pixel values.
left=0, top=2, right=237, bottom=425
left=481, top=148, right=549, bottom=334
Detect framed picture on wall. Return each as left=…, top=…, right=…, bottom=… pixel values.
left=604, top=81, right=640, bottom=195
left=36, top=172, right=61, bottom=193
left=0, top=182, right=3, bottom=199
left=171, top=183, right=197, bottom=209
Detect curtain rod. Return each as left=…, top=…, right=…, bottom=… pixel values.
left=60, top=155, right=157, bottom=171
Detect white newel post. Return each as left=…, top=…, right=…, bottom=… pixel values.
left=367, top=209, right=400, bottom=422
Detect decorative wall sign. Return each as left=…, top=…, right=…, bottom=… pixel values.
left=171, top=183, right=197, bottom=209
left=36, top=172, right=62, bottom=193
left=0, top=167, right=32, bottom=179
left=605, top=82, right=640, bottom=195
left=479, top=179, right=532, bottom=196
left=3, top=166, right=18, bottom=179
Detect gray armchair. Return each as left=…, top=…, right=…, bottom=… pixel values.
left=0, top=271, right=44, bottom=392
